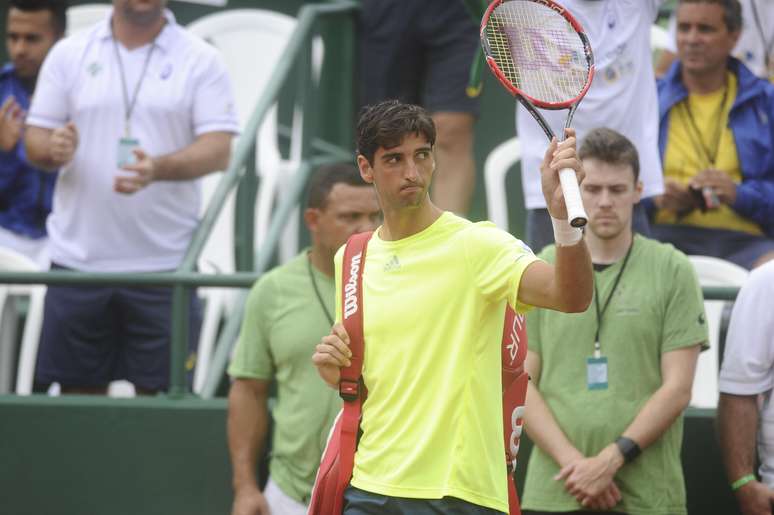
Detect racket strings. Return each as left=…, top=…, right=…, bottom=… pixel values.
left=484, top=1, right=590, bottom=104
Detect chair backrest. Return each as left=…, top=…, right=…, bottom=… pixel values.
left=484, top=137, right=521, bottom=232
left=66, top=3, right=111, bottom=37
left=650, top=23, right=671, bottom=53
left=0, top=247, right=40, bottom=272
left=688, top=255, right=749, bottom=408
left=187, top=9, right=295, bottom=128
left=0, top=246, right=44, bottom=395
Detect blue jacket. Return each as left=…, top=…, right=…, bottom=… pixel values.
left=657, top=58, right=774, bottom=237
left=0, top=63, right=56, bottom=239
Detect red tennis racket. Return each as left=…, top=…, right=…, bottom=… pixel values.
left=481, top=0, right=594, bottom=227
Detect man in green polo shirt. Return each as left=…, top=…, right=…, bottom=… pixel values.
left=227, top=163, right=380, bottom=515
left=522, top=128, right=708, bottom=515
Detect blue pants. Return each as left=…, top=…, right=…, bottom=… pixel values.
left=35, top=264, right=201, bottom=392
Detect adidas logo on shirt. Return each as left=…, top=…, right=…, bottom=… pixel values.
left=384, top=255, right=400, bottom=272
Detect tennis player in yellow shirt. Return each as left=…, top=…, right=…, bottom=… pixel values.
left=313, top=100, right=593, bottom=514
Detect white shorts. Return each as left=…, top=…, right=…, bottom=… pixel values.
left=264, top=478, right=308, bottom=515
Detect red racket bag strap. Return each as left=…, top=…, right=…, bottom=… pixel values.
left=501, top=305, right=529, bottom=515
left=308, top=231, right=372, bottom=515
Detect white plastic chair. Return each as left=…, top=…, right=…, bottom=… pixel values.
left=188, top=9, right=323, bottom=393
left=66, top=3, right=111, bottom=36
left=688, top=255, right=749, bottom=409
left=0, top=247, right=46, bottom=395
left=484, top=137, right=521, bottom=232
left=188, top=9, right=323, bottom=260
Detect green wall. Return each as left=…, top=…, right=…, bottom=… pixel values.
left=0, top=395, right=233, bottom=515
left=0, top=397, right=741, bottom=515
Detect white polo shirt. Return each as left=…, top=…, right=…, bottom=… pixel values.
left=516, top=0, right=665, bottom=209
left=719, top=261, right=774, bottom=488
left=27, top=9, right=239, bottom=272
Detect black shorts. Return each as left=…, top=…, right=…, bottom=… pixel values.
left=343, top=485, right=504, bottom=514
left=523, top=511, right=627, bottom=515
left=359, top=0, right=480, bottom=115
left=34, top=264, right=201, bottom=391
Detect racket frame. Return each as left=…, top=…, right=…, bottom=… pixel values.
left=480, top=0, right=596, bottom=227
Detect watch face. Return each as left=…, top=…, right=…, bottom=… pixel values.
left=616, top=436, right=641, bottom=463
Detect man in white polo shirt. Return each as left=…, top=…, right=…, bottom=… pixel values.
left=24, top=0, right=239, bottom=394
left=718, top=261, right=774, bottom=514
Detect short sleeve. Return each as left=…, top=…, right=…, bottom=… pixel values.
left=191, top=50, right=240, bottom=136
left=660, top=250, right=708, bottom=353
left=465, top=222, right=539, bottom=313
left=227, top=275, right=276, bottom=379
left=719, top=264, right=774, bottom=395
left=26, top=40, right=71, bottom=129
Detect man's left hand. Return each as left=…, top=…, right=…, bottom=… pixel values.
left=691, top=169, right=737, bottom=206
left=115, top=148, right=155, bottom=194
left=554, top=444, right=623, bottom=504
left=539, top=128, right=585, bottom=221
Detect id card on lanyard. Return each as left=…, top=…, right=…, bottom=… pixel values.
left=588, top=238, right=633, bottom=391
left=113, top=30, right=156, bottom=167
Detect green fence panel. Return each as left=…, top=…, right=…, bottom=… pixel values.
left=0, top=396, right=741, bottom=515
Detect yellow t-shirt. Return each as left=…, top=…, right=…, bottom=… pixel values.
left=334, top=212, right=538, bottom=512
left=659, top=72, right=762, bottom=234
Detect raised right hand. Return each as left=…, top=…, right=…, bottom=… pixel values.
left=50, top=121, right=79, bottom=167
left=312, top=323, right=352, bottom=388
left=231, top=486, right=270, bottom=515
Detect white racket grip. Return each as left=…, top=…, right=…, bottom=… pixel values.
left=559, top=168, right=588, bottom=228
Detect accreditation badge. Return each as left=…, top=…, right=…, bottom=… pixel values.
left=586, top=355, right=609, bottom=390
left=117, top=137, right=140, bottom=167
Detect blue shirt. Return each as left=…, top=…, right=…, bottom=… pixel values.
left=0, top=63, right=56, bottom=239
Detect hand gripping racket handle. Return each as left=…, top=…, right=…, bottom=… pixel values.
left=559, top=168, right=588, bottom=227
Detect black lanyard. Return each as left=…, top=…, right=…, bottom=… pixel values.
left=307, top=252, right=334, bottom=326
left=679, top=84, right=729, bottom=169
left=112, top=30, right=156, bottom=137
left=593, top=238, right=634, bottom=356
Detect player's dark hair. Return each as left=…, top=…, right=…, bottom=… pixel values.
left=356, top=100, right=436, bottom=165
left=8, top=0, right=68, bottom=36
left=678, top=0, right=742, bottom=33
left=579, top=128, right=640, bottom=183
left=306, top=162, right=369, bottom=209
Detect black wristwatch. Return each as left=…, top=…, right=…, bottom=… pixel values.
left=615, top=436, right=642, bottom=464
